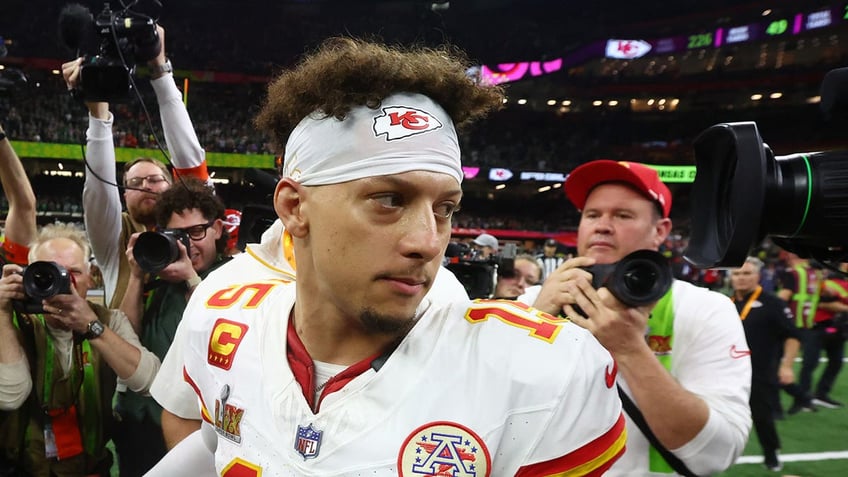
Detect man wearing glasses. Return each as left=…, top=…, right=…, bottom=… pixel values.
left=61, top=25, right=209, bottom=310
left=113, top=177, right=229, bottom=476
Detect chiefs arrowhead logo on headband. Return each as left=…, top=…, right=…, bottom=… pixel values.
left=373, top=106, right=443, bottom=141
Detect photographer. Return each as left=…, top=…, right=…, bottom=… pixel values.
left=61, top=24, right=209, bottom=310
left=520, top=160, right=751, bottom=476
left=0, top=223, right=159, bottom=476
left=492, top=254, right=541, bottom=299
left=0, top=122, right=36, bottom=266
left=115, top=177, right=229, bottom=476
left=729, top=257, right=800, bottom=471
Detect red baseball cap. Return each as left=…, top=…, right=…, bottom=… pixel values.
left=564, top=160, right=672, bottom=218
left=223, top=209, right=242, bottom=252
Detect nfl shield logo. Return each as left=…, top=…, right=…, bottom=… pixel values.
left=295, top=424, right=323, bottom=459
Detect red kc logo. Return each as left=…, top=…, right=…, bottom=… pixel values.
left=373, top=105, right=443, bottom=140
left=388, top=111, right=429, bottom=130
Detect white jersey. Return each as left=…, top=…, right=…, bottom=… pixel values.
left=150, top=220, right=297, bottom=418
left=520, top=280, right=752, bottom=476
left=182, top=283, right=626, bottom=476
left=152, top=220, right=470, bottom=419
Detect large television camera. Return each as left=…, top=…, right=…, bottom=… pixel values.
left=685, top=67, right=848, bottom=269
left=59, top=2, right=161, bottom=102
left=445, top=241, right=517, bottom=299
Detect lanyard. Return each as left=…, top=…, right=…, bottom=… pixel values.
left=733, top=286, right=762, bottom=320
left=37, top=315, right=98, bottom=453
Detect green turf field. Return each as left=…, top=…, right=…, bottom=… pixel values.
left=719, top=360, right=848, bottom=476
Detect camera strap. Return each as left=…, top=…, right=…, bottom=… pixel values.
left=617, top=386, right=697, bottom=477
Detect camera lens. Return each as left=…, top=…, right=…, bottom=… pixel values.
left=31, top=269, right=57, bottom=292
left=607, top=250, right=673, bottom=307
left=134, top=231, right=180, bottom=274
left=22, top=261, right=72, bottom=300
left=622, top=263, right=659, bottom=296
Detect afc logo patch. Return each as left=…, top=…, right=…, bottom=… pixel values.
left=373, top=106, right=443, bottom=141
left=207, top=319, right=249, bottom=370
left=398, top=421, right=491, bottom=477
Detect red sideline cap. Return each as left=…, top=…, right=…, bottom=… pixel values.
left=223, top=209, right=242, bottom=251
left=564, top=160, right=672, bottom=218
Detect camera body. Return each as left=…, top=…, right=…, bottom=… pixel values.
left=76, top=3, right=161, bottom=102
left=13, top=261, right=73, bottom=314
left=580, top=249, right=672, bottom=308
left=445, top=242, right=517, bottom=299
left=133, top=229, right=191, bottom=275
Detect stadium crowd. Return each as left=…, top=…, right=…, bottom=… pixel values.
left=1, top=0, right=847, bottom=474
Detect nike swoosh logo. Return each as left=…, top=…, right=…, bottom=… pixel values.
left=729, top=345, right=751, bottom=359
left=605, top=361, right=618, bottom=388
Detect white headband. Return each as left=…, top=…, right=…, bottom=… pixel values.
left=282, top=92, right=462, bottom=186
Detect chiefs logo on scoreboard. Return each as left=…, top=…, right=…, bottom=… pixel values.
left=208, top=319, right=249, bottom=370
left=605, top=39, right=653, bottom=59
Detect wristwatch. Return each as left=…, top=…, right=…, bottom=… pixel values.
left=84, top=319, right=106, bottom=340
left=151, top=59, right=173, bottom=76
left=186, top=275, right=202, bottom=289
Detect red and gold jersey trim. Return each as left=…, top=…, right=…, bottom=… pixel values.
left=184, top=366, right=214, bottom=424
left=514, top=413, right=626, bottom=476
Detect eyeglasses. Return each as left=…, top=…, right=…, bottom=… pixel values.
left=126, top=174, right=168, bottom=188
left=169, top=220, right=216, bottom=241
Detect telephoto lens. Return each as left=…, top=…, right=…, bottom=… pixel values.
left=133, top=230, right=190, bottom=275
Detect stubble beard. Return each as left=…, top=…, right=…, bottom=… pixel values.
left=359, top=308, right=417, bottom=337
left=128, top=200, right=157, bottom=226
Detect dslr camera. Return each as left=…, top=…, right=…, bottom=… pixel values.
left=133, top=229, right=190, bottom=275
left=580, top=249, right=673, bottom=308
left=59, top=2, right=161, bottom=102
left=445, top=242, right=517, bottom=299
left=13, top=261, right=73, bottom=314
left=685, top=67, right=848, bottom=268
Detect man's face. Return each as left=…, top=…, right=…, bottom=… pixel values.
left=474, top=245, right=494, bottom=259
left=32, top=238, right=91, bottom=298
left=730, top=262, right=760, bottom=293
left=543, top=243, right=557, bottom=257
left=124, top=162, right=171, bottom=224
left=577, top=183, right=670, bottom=264
left=494, top=258, right=541, bottom=299
left=283, top=170, right=461, bottom=335
left=166, top=208, right=222, bottom=273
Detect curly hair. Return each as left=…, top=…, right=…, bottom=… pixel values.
left=254, top=36, right=505, bottom=150
left=153, top=177, right=228, bottom=253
